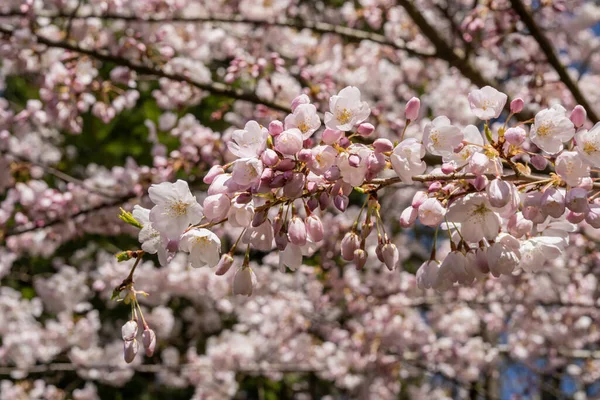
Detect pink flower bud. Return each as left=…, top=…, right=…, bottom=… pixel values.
left=348, top=154, right=361, bottom=168
left=441, top=163, right=455, bottom=174
left=504, top=127, right=526, bottom=146
left=269, top=120, right=284, bottom=136
left=203, top=194, right=230, bottom=222
left=540, top=188, right=565, bottom=218
left=334, top=194, right=349, bottom=211
left=123, top=339, right=139, bottom=363
left=319, top=192, right=331, bottom=210
left=341, top=232, right=360, bottom=261
left=566, top=188, right=589, bottom=213
left=585, top=204, right=600, bottom=228
left=510, top=98, right=524, bottom=114
left=321, top=128, right=343, bottom=145
left=261, top=149, right=279, bottom=167
left=283, top=172, right=305, bottom=199
left=274, top=158, right=296, bottom=171
left=354, top=249, right=367, bottom=270
left=373, top=138, right=393, bottom=153
left=366, top=152, right=386, bottom=177
left=530, top=154, right=548, bottom=171
left=578, top=177, right=594, bottom=191
left=122, top=320, right=138, bottom=341
left=306, top=214, right=324, bottom=242
left=566, top=211, right=585, bottom=223
left=357, top=122, right=375, bottom=137
left=297, top=149, right=313, bottom=163
left=487, top=179, right=511, bottom=208
left=411, top=191, right=428, bottom=208
left=142, top=328, right=156, bottom=357
left=474, top=248, right=490, bottom=274
left=288, top=216, right=307, bottom=246
left=428, top=181, right=443, bottom=193
left=381, top=243, right=399, bottom=271
left=307, top=197, right=319, bottom=212
left=324, top=166, right=341, bottom=181
left=473, top=175, right=488, bottom=191
left=275, top=230, right=289, bottom=251
left=203, top=165, right=224, bottom=184
left=275, top=129, right=304, bottom=155
left=232, top=267, right=256, bottom=296
left=417, top=198, right=446, bottom=227
left=405, top=97, right=421, bottom=121
left=570, top=105, right=586, bottom=128
left=400, top=206, right=418, bottom=228
left=236, top=192, right=252, bottom=204
left=252, top=210, right=268, bottom=227
left=291, top=94, right=310, bottom=111
left=215, top=253, right=234, bottom=276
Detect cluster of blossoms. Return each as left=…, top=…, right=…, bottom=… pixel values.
left=122, top=84, right=600, bottom=320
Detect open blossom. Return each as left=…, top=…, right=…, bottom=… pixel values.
left=519, top=237, right=563, bottom=272
left=228, top=120, right=269, bottom=158
left=467, top=86, right=508, bottom=120
left=180, top=228, right=221, bottom=268
left=529, top=105, right=575, bottom=154
left=423, top=116, right=463, bottom=156
left=575, top=122, right=600, bottom=167
left=284, top=103, right=321, bottom=139
left=445, top=125, right=483, bottom=168
left=337, top=145, right=371, bottom=186
left=324, top=86, right=371, bottom=131
left=308, top=145, right=337, bottom=174
left=555, top=151, right=589, bottom=187
left=390, top=138, right=426, bottom=183
left=486, top=234, right=521, bottom=277
left=418, top=198, right=446, bottom=227
left=231, top=157, right=264, bottom=187
left=149, top=180, right=204, bottom=239
left=132, top=206, right=162, bottom=255
left=447, top=194, right=500, bottom=242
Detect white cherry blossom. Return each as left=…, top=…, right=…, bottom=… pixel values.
left=390, top=138, right=426, bottom=183
left=228, top=121, right=269, bottom=159
left=467, top=86, right=508, bottom=120
left=575, top=122, right=600, bottom=167
left=529, top=105, right=575, bottom=154
left=447, top=193, right=500, bottom=243
left=423, top=116, right=463, bottom=156
left=284, top=103, right=321, bottom=139
left=149, top=180, right=204, bottom=239
left=180, top=228, right=221, bottom=268
left=324, top=86, right=371, bottom=131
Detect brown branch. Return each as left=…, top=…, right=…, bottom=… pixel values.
left=0, top=26, right=291, bottom=113
left=0, top=10, right=434, bottom=59
left=510, top=0, right=599, bottom=123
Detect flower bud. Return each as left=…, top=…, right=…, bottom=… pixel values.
left=441, top=163, right=455, bottom=175
left=288, top=216, right=307, bottom=246
left=530, top=154, right=548, bottom=171
left=411, top=191, right=428, bottom=208
left=297, top=149, right=313, bottom=163
left=275, top=230, right=289, bottom=251
left=400, top=206, right=418, bottom=228
left=567, top=211, right=585, bottom=223
left=203, top=194, right=230, bottom=222
left=357, top=122, right=375, bottom=137
left=334, top=194, right=349, bottom=211
left=487, top=241, right=520, bottom=278
left=283, top=172, right=305, bottom=199
left=474, top=248, right=490, bottom=274
left=142, top=328, right=156, bottom=357
left=324, top=166, right=341, bottom=181
left=307, top=197, right=319, bottom=212
left=275, top=129, right=303, bottom=155
left=510, top=98, right=524, bottom=114
left=232, top=267, right=257, bottom=296
left=405, top=97, right=420, bottom=121
left=203, top=165, right=224, bottom=184
left=504, top=127, right=526, bottom=146
left=566, top=188, right=589, bottom=213
left=373, top=138, right=393, bottom=153
left=585, top=204, right=600, bottom=228
left=366, top=152, right=386, bottom=176
left=341, top=232, right=360, bottom=261
left=215, top=253, right=234, bottom=276
left=252, top=210, right=268, bottom=227
left=540, top=188, right=565, bottom=218
left=381, top=243, right=399, bottom=271
left=122, top=320, right=138, bottom=341
left=428, top=181, right=443, bottom=193
left=269, top=120, right=284, bottom=136
left=291, top=94, right=310, bottom=111
left=578, top=177, right=594, bottom=191
left=507, top=213, right=533, bottom=238
left=124, top=339, right=139, bottom=363
left=473, top=175, right=488, bottom=191
left=306, top=215, right=324, bottom=242
left=319, top=192, right=331, bottom=210
left=376, top=243, right=384, bottom=263
left=274, top=158, right=296, bottom=171
left=487, top=179, right=511, bottom=208
left=321, top=128, right=343, bottom=145
left=570, top=105, right=586, bottom=128
left=261, top=149, right=279, bottom=167
left=338, top=136, right=351, bottom=148
left=354, top=249, right=367, bottom=270
left=417, top=198, right=446, bottom=227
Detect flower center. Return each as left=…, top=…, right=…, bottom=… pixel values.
left=583, top=142, right=598, bottom=154
left=337, top=108, right=352, bottom=125
left=168, top=200, right=189, bottom=217
left=298, top=121, right=309, bottom=133
left=536, top=122, right=553, bottom=137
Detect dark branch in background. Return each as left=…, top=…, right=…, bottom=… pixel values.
left=510, top=0, right=600, bottom=123
left=0, top=26, right=291, bottom=113
left=0, top=10, right=434, bottom=59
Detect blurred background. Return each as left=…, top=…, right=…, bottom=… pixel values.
left=1, top=0, right=600, bottom=399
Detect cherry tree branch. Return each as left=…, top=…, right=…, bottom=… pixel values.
left=510, top=0, right=600, bottom=123
left=0, top=10, right=434, bottom=59
left=0, top=26, right=291, bottom=113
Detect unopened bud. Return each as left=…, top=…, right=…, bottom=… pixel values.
left=204, top=165, right=224, bottom=184
left=487, top=179, right=511, bottom=208
left=357, top=122, right=375, bottom=137
left=373, top=138, right=393, bottom=153
left=530, top=154, right=548, bottom=171
left=288, top=216, right=307, bottom=246
left=510, top=98, right=524, bottom=114
left=354, top=249, right=367, bottom=270
left=570, top=105, right=586, bottom=128
left=232, top=267, right=256, bottom=296
left=268, top=120, right=284, bottom=136
left=321, top=128, right=343, bottom=145
left=504, top=127, right=526, bottom=146
left=334, top=194, right=349, bottom=211
left=566, top=188, right=589, bottom=213
left=122, top=320, right=138, bottom=341
left=400, top=206, right=418, bottom=228
left=215, top=253, right=234, bottom=276
left=348, top=154, right=361, bottom=168
left=341, top=232, right=360, bottom=261
left=306, top=214, right=324, bottom=242
left=405, top=97, right=420, bottom=121
left=142, top=328, right=156, bottom=357
left=262, top=149, right=280, bottom=167
left=441, top=163, right=455, bottom=175
left=381, top=243, right=399, bottom=271
left=123, top=338, right=139, bottom=363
